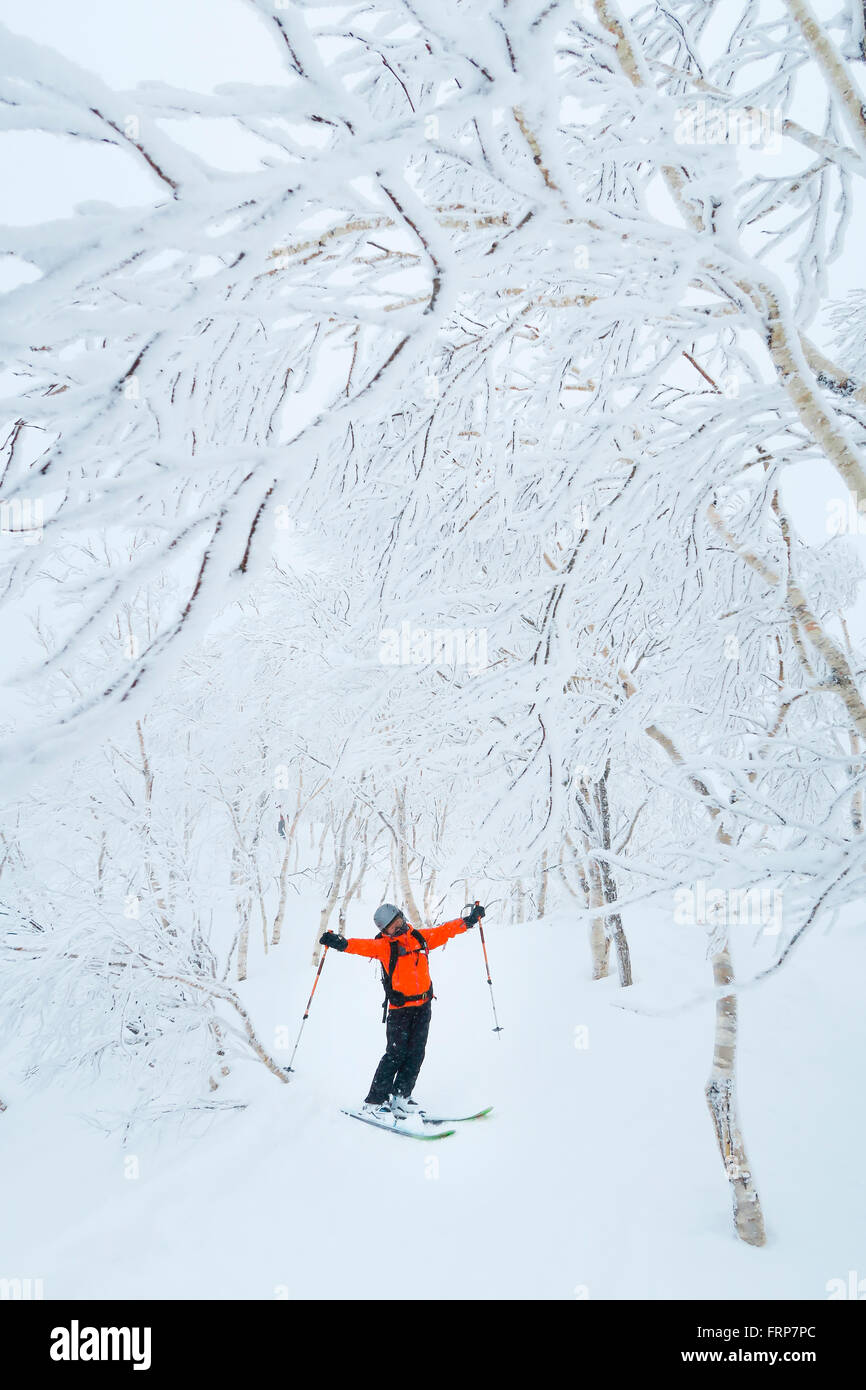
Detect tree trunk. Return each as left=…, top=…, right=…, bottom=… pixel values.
left=704, top=944, right=767, bottom=1246
left=563, top=832, right=610, bottom=979
left=312, top=809, right=354, bottom=964
left=272, top=773, right=328, bottom=945
left=587, top=857, right=611, bottom=980
left=339, top=837, right=368, bottom=931
left=394, top=786, right=424, bottom=926
left=136, top=719, right=173, bottom=936
left=595, top=772, right=632, bottom=986
left=514, top=879, right=526, bottom=923
left=271, top=835, right=293, bottom=947
left=536, top=848, right=549, bottom=918
left=236, top=908, right=250, bottom=982
left=850, top=731, right=863, bottom=834
left=231, top=842, right=250, bottom=982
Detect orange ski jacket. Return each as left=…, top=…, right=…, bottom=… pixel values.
left=343, top=919, right=469, bottom=1011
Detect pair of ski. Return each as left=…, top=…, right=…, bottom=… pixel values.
left=342, top=1105, right=493, bottom=1140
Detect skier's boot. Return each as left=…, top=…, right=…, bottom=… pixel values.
left=390, top=1094, right=421, bottom=1120
left=362, top=1101, right=392, bottom=1119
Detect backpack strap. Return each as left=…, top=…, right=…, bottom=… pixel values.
left=377, top=928, right=431, bottom=1021
left=408, top=927, right=429, bottom=957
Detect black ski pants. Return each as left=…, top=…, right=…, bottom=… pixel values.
left=365, top=1000, right=432, bottom=1104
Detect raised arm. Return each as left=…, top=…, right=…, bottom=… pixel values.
left=342, top=937, right=389, bottom=962
left=420, top=918, right=470, bottom=950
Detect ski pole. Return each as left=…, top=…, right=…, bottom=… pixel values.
left=287, top=945, right=329, bottom=1073
left=467, top=901, right=503, bottom=1036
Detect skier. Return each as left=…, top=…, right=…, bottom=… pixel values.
left=320, top=901, right=486, bottom=1119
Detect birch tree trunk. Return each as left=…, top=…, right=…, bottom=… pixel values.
left=785, top=0, right=866, bottom=161
left=421, top=866, right=438, bottom=929
left=621, top=683, right=768, bottom=1244
left=136, top=720, right=173, bottom=936
left=233, top=840, right=250, bottom=983
left=595, top=773, right=632, bottom=986
left=587, top=855, right=611, bottom=981
left=339, top=835, right=368, bottom=931
left=272, top=773, right=327, bottom=945
left=705, top=946, right=767, bottom=1246
left=95, top=830, right=107, bottom=903
left=394, top=785, right=424, bottom=926
left=514, top=879, right=526, bottom=924
left=536, top=848, right=550, bottom=918
left=233, top=900, right=247, bottom=978
left=271, top=835, right=294, bottom=948
left=312, top=809, right=354, bottom=964
left=255, top=865, right=269, bottom=959
left=563, top=833, right=610, bottom=979
left=849, top=731, right=863, bottom=835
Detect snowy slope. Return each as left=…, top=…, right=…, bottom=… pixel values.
left=2, top=901, right=864, bottom=1300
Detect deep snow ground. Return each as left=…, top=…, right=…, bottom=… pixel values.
left=2, top=900, right=864, bottom=1300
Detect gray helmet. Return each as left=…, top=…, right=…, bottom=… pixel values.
left=373, top=903, right=402, bottom=931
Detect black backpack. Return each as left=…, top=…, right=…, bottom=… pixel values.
left=377, top=927, right=431, bottom=1022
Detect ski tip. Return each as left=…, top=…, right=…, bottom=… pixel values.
left=419, top=1105, right=494, bottom=1124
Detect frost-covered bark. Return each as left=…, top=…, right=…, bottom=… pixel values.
left=705, top=947, right=766, bottom=1247
left=313, top=807, right=355, bottom=964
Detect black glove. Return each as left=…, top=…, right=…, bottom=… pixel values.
left=320, top=931, right=348, bottom=951
left=463, top=903, right=486, bottom=927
